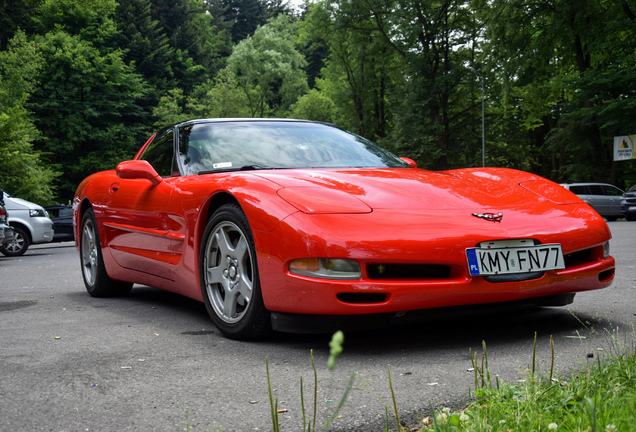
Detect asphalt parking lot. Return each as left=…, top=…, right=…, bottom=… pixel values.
left=1, top=222, right=635, bottom=431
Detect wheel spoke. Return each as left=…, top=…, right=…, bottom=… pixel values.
left=214, top=227, right=233, bottom=257
left=222, top=287, right=239, bottom=318
left=82, top=250, right=91, bottom=269
left=206, top=265, right=225, bottom=285
left=235, top=235, right=248, bottom=262
left=238, top=269, right=253, bottom=303
left=85, top=226, right=94, bottom=246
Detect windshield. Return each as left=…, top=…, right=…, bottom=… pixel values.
left=177, top=121, right=408, bottom=175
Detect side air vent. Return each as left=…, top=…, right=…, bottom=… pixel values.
left=563, top=249, right=592, bottom=268
left=337, top=293, right=387, bottom=304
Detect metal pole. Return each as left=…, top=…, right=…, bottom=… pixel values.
left=481, top=76, right=485, bottom=167
left=467, top=66, right=486, bottom=167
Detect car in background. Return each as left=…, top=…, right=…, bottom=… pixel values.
left=45, top=204, right=75, bottom=242
left=0, top=190, right=15, bottom=249
left=622, top=184, right=636, bottom=221
left=560, top=183, right=625, bottom=221
left=0, top=192, right=54, bottom=256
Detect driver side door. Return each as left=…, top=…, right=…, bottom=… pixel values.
left=103, top=128, right=185, bottom=282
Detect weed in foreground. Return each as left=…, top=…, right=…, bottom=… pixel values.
left=267, top=330, right=360, bottom=432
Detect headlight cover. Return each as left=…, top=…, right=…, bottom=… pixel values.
left=289, top=258, right=361, bottom=280
left=519, top=179, right=582, bottom=204
left=277, top=187, right=371, bottom=214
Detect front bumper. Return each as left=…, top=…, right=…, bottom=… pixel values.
left=260, top=254, right=614, bottom=315
left=30, top=218, right=55, bottom=244
left=255, top=207, right=614, bottom=316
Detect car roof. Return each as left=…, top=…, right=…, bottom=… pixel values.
left=561, top=182, right=620, bottom=187
left=174, top=118, right=330, bottom=128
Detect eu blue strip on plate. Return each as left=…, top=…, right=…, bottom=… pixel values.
left=466, top=249, right=480, bottom=276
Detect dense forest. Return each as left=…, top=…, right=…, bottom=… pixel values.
left=1, top=0, right=635, bottom=204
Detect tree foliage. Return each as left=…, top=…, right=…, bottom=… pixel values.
left=28, top=0, right=148, bottom=199
left=227, top=14, right=307, bottom=117
left=480, top=0, right=636, bottom=184
left=0, top=30, right=59, bottom=204
left=187, top=70, right=252, bottom=118
left=0, top=0, right=635, bottom=203
left=114, top=0, right=174, bottom=92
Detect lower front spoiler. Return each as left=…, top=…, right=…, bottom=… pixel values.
left=270, top=293, right=576, bottom=334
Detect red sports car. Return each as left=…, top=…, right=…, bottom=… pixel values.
left=73, top=119, right=615, bottom=339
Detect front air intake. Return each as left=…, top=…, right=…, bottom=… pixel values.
left=367, top=264, right=451, bottom=280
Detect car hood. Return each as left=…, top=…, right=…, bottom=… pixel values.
left=255, top=167, right=582, bottom=213
left=5, top=196, right=44, bottom=211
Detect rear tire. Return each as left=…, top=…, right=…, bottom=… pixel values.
left=80, top=208, right=133, bottom=297
left=200, top=204, right=270, bottom=340
left=0, top=226, right=30, bottom=257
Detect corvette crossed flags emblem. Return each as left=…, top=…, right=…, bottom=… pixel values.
left=471, top=212, right=503, bottom=223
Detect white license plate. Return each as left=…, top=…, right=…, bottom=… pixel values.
left=466, top=240, right=565, bottom=276
left=629, top=206, right=636, bottom=211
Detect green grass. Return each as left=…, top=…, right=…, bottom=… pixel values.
left=419, top=328, right=636, bottom=432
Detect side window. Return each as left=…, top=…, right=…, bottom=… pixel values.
left=588, top=185, right=604, bottom=196
left=603, top=186, right=623, bottom=196
left=140, top=128, right=175, bottom=177
left=570, top=185, right=589, bottom=194
left=177, top=124, right=209, bottom=175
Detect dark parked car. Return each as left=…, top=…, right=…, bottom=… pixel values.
left=622, top=184, right=636, bottom=221
left=45, top=204, right=74, bottom=242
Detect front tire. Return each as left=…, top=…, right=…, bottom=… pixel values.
left=0, top=226, right=30, bottom=257
left=80, top=208, right=133, bottom=297
left=200, top=204, right=269, bottom=340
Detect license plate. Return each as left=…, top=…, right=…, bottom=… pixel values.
left=466, top=240, right=565, bottom=276
left=629, top=206, right=636, bottom=211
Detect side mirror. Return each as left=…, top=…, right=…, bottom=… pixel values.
left=400, top=157, right=417, bottom=168
left=116, top=160, right=163, bottom=186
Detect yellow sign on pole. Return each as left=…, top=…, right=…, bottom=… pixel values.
left=614, top=135, right=636, bottom=161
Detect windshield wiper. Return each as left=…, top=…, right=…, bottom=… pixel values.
left=239, top=164, right=274, bottom=171
left=197, top=164, right=277, bottom=175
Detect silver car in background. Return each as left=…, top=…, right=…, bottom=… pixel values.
left=0, top=192, right=54, bottom=256
left=560, top=183, right=625, bottom=221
